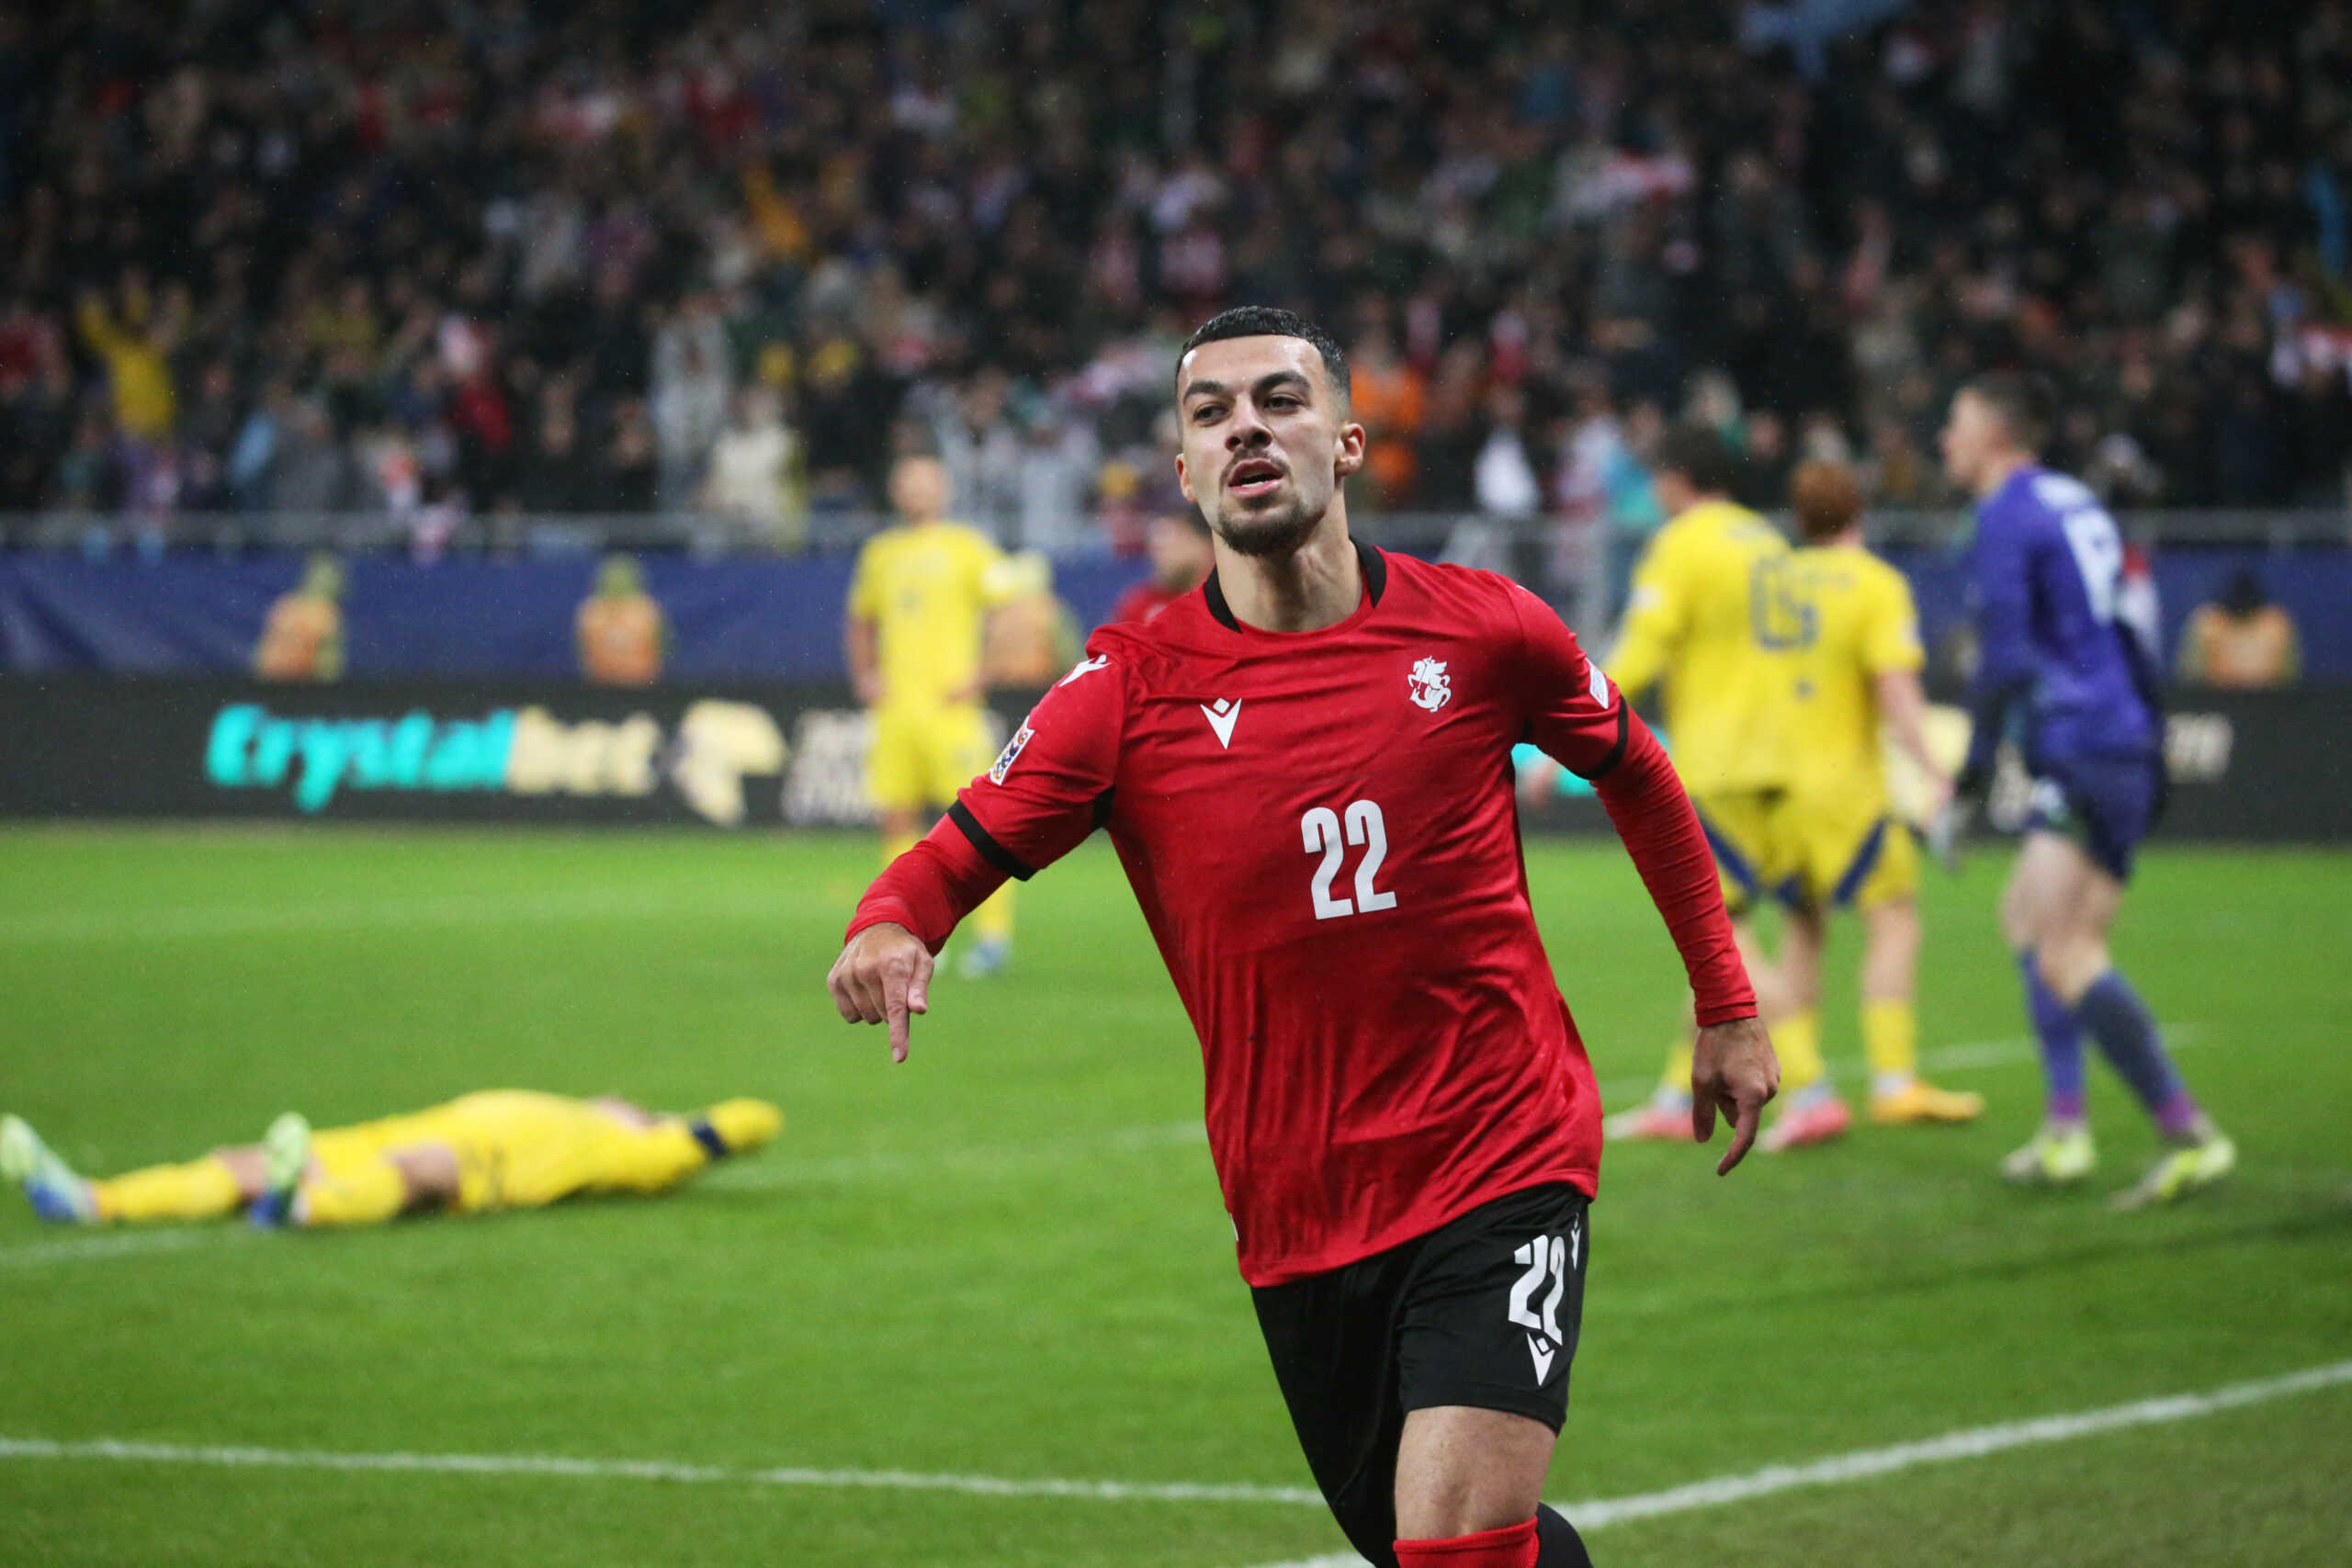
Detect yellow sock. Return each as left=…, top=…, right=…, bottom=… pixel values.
left=1863, top=998, right=1917, bottom=1082
left=1776, top=1008, right=1826, bottom=1094
left=92, top=1156, right=243, bottom=1224
left=298, top=1158, right=408, bottom=1227
left=1657, top=1039, right=1694, bottom=1104
left=971, top=882, right=1014, bottom=944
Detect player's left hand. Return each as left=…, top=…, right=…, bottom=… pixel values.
left=1690, top=1016, right=1779, bottom=1175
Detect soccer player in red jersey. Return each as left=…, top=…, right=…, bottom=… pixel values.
left=828, top=308, right=1777, bottom=1568
left=1110, top=508, right=1216, bottom=624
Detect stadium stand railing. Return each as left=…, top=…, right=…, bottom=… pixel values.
left=6, top=509, right=2350, bottom=558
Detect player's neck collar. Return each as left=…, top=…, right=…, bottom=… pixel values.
left=1203, top=539, right=1385, bottom=632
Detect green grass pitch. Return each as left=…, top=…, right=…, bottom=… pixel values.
left=0, top=826, right=2346, bottom=1567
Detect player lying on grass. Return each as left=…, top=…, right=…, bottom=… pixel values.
left=830, top=307, right=1778, bottom=1568
left=1938, top=372, right=2233, bottom=1207
left=1, top=1091, right=781, bottom=1228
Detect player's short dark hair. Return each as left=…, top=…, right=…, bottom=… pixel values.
left=1178, top=307, right=1351, bottom=407
left=1963, top=371, right=2055, bottom=456
left=1652, top=423, right=1738, bottom=497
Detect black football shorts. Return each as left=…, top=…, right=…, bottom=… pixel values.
left=1250, top=1182, right=1590, bottom=1564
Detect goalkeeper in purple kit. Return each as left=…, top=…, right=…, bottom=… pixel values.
left=1938, top=373, right=2233, bottom=1206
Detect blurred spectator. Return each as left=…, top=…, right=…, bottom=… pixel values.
left=576, top=556, right=667, bottom=687
left=253, top=554, right=346, bottom=683
left=602, top=400, right=660, bottom=513
left=1350, top=321, right=1429, bottom=505
left=274, top=400, right=355, bottom=516
left=1112, top=510, right=1215, bottom=624
left=1734, top=410, right=1793, bottom=512
left=74, top=276, right=182, bottom=443
left=651, top=294, right=732, bottom=507
left=934, top=368, right=1023, bottom=542
left=1012, top=404, right=1100, bottom=554
left=701, top=387, right=804, bottom=548
left=2177, top=570, right=2302, bottom=688
left=516, top=403, right=594, bottom=515
left=2, top=0, right=2351, bottom=538
left=1551, top=377, right=1635, bottom=635
left=0, top=362, right=73, bottom=509
left=1474, top=384, right=1544, bottom=519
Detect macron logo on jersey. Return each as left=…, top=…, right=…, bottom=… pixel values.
left=1058, top=655, right=1111, bottom=687
left=1201, top=697, right=1241, bottom=750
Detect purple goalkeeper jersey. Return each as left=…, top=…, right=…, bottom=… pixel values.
left=1964, top=466, right=2158, bottom=774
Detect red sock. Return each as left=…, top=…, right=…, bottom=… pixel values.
left=1394, top=1517, right=1540, bottom=1568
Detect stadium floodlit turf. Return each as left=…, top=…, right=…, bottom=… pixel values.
left=0, top=826, right=2346, bottom=1568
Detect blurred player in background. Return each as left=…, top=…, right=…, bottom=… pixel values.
left=576, top=554, right=666, bottom=686
left=253, top=551, right=345, bottom=682
left=1111, top=509, right=1216, bottom=624
left=1939, top=373, right=2234, bottom=1206
left=1, top=1093, right=779, bottom=1228
left=1754, top=459, right=1983, bottom=1149
left=1603, top=424, right=1805, bottom=1144
left=846, top=454, right=1022, bottom=976
left=829, top=309, right=1776, bottom=1568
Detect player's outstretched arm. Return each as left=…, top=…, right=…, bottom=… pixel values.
left=829, top=921, right=934, bottom=1064
left=1690, top=1016, right=1779, bottom=1175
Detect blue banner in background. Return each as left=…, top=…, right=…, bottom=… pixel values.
left=1, top=547, right=2347, bottom=679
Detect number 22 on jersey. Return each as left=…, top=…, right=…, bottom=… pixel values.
left=1300, top=799, right=1398, bottom=921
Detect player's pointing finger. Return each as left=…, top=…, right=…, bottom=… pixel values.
left=1715, top=1097, right=1761, bottom=1176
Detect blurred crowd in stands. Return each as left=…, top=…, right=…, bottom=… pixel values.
left=2, top=0, right=2350, bottom=561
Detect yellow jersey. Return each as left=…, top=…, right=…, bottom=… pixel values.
left=1782, top=542, right=1925, bottom=803
left=1607, top=499, right=1800, bottom=795
left=847, top=521, right=1013, bottom=710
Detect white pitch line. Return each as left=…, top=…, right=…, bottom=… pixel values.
left=1235, top=1357, right=2352, bottom=1568
left=4, top=1359, right=2345, bottom=1528
left=0, top=1435, right=1322, bottom=1506
left=0, top=1228, right=237, bottom=1269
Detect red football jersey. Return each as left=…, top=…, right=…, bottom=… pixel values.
left=852, top=542, right=1751, bottom=1286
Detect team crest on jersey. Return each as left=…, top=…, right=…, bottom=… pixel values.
left=989, top=719, right=1035, bottom=784
left=1407, top=657, right=1453, bottom=713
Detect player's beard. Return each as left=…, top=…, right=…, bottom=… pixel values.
left=1211, top=487, right=1326, bottom=558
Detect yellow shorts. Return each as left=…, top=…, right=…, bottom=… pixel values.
left=1689, top=788, right=1798, bottom=919
left=865, top=703, right=1001, bottom=815
left=1781, top=793, right=1918, bottom=912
